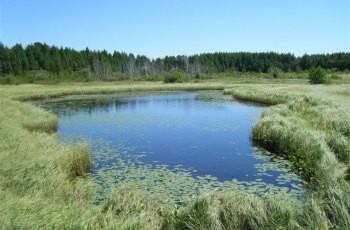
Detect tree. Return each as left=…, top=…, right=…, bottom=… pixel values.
left=0, top=42, right=350, bottom=79
left=92, top=59, right=111, bottom=79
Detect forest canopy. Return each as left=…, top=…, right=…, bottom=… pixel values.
left=1, top=42, right=349, bottom=78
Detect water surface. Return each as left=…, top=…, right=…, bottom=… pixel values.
left=39, top=91, right=303, bottom=203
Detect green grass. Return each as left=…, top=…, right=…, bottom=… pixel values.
left=0, top=82, right=229, bottom=229
left=225, top=84, right=350, bottom=229
left=226, top=84, right=350, bottom=178
left=0, top=81, right=349, bottom=229
left=163, top=192, right=299, bottom=230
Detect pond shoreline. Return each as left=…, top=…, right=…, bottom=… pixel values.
left=1, top=83, right=349, bottom=228
left=39, top=91, right=303, bottom=204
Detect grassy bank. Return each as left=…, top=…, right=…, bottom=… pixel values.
left=0, top=82, right=229, bottom=229
left=0, top=82, right=349, bottom=229
left=225, top=85, right=350, bottom=228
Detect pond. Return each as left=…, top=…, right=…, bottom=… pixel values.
left=38, top=91, right=304, bottom=204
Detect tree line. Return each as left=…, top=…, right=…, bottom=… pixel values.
left=1, top=42, right=349, bottom=78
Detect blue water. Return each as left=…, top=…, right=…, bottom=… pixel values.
left=40, top=91, right=301, bottom=188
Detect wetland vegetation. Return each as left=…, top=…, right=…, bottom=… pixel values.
left=37, top=91, right=303, bottom=204
left=2, top=0, right=349, bottom=227
left=0, top=80, right=349, bottom=229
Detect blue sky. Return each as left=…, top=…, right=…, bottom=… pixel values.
left=1, top=0, right=349, bottom=57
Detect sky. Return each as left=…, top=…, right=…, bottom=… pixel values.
left=0, top=0, right=349, bottom=57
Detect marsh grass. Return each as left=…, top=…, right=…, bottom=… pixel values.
left=225, top=84, right=350, bottom=229
left=62, top=144, right=91, bottom=179
left=164, top=192, right=298, bottom=230
left=0, top=82, right=349, bottom=229
left=252, top=104, right=342, bottom=183
left=0, top=83, right=230, bottom=229
left=102, top=187, right=166, bottom=229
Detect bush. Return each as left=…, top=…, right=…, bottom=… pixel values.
left=4, top=76, right=14, bottom=84
left=145, top=74, right=163, bottom=81
left=163, top=72, right=183, bottom=83
left=309, top=67, right=329, bottom=84
left=269, top=67, right=283, bottom=79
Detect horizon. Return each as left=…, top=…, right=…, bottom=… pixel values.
left=1, top=0, right=349, bottom=58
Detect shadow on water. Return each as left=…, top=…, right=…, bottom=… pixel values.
left=38, top=91, right=305, bottom=204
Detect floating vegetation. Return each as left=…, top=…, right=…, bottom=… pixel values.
left=44, top=91, right=306, bottom=206
left=62, top=136, right=304, bottom=206
left=2, top=83, right=349, bottom=229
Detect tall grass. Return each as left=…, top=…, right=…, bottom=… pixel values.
left=0, top=82, right=349, bottom=229
left=225, top=84, right=350, bottom=229
left=0, top=82, right=229, bottom=229
left=164, top=192, right=298, bottom=230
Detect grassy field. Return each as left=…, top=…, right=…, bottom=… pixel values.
left=0, top=81, right=349, bottom=229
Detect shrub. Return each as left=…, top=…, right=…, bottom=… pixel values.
left=146, top=74, right=163, bottom=81
left=2, top=76, right=14, bottom=85
left=309, top=67, right=329, bottom=84
left=163, top=72, right=183, bottom=83
left=269, top=67, right=283, bottom=79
